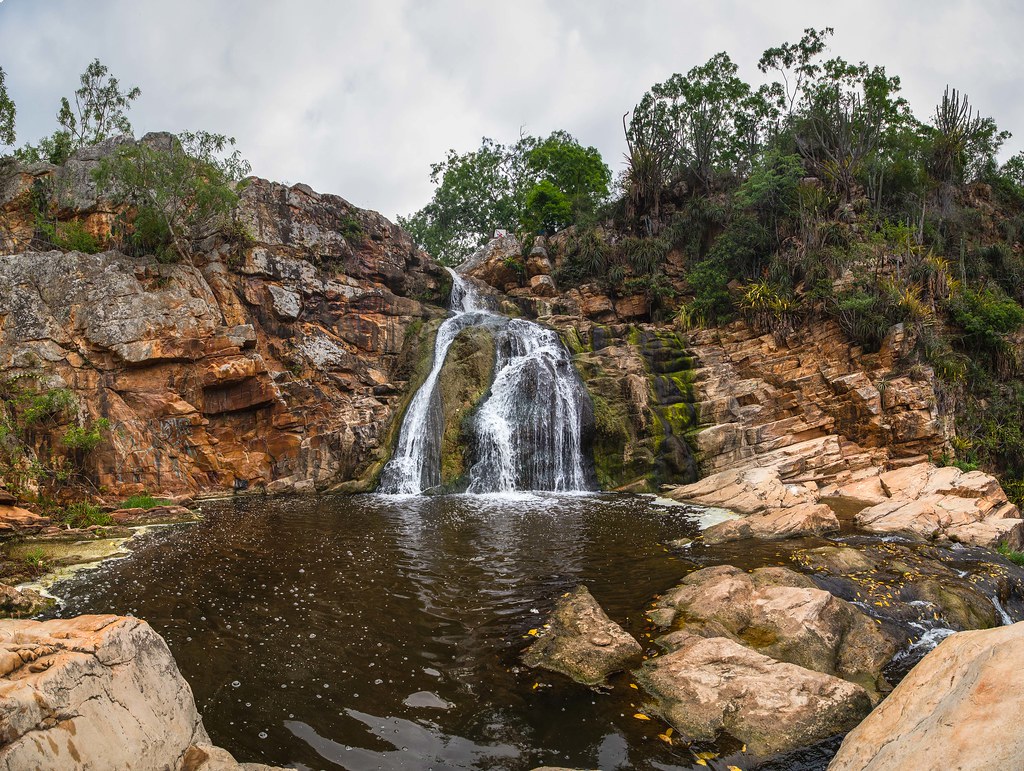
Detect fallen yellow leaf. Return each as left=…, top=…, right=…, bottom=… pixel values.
left=633, top=713, right=651, bottom=721
left=527, top=629, right=538, bottom=636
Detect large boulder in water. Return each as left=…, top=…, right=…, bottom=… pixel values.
left=523, top=586, right=642, bottom=686
left=828, top=621, right=1024, bottom=770
left=0, top=615, right=282, bottom=770
left=648, top=566, right=897, bottom=698
left=636, top=633, right=872, bottom=757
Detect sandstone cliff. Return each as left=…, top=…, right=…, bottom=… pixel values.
left=0, top=140, right=449, bottom=500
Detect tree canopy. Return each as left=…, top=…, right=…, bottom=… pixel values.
left=0, top=66, right=15, bottom=147
left=399, top=131, right=610, bottom=264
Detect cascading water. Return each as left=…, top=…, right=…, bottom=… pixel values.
left=467, top=320, right=591, bottom=492
left=378, top=269, right=489, bottom=494
left=379, top=268, right=595, bottom=495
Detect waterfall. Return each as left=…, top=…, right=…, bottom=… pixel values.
left=379, top=268, right=595, bottom=495
left=378, top=270, right=488, bottom=494
left=467, top=320, right=591, bottom=493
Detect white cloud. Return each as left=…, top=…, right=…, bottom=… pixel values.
left=1, top=0, right=1021, bottom=220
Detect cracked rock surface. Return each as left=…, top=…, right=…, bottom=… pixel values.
left=0, top=615, right=281, bottom=770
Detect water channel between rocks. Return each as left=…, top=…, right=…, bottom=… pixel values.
left=42, top=492, right=1021, bottom=771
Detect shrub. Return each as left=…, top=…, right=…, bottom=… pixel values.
left=94, top=131, right=251, bottom=262
left=54, top=501, right=113, bottom=529
left=120, top=493, right=173, bottom=510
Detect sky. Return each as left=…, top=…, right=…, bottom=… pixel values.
left=1, top=0, right=1022, bottom=221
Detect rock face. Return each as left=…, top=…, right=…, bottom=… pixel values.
left=847, top=464, right=1024, bottom=548
left=523, top=586, right=642, bottom=686
left=0, top=615, right=281, bottom=770
left=649, top=566, right=897, bottom=696
left=0, top=141, right=449, bottom=499
left=827, top=622, right=1024, bottom=771
left=636, top=633, right=872, bottom=757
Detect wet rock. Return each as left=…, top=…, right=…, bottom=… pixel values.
left=523, top=586, right=642, bottom=686
left=794, top=542, right=1018, bottom=635
left=437, top=326, right=496, bottom=488
left=636, top=633, right=871, bottom=756
left=0, top=615, right=282, bottom=770
left=650, top=566, right=897, bottom=696
left=0, top=584, right=53, bottom=618
left=702, top=502, right=839, bottom=544
left=828, top=622, right=1024, bottom=770
left=109, top=504, right=199, bottom=525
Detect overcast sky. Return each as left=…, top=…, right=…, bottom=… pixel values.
left=2, top=0, right=1022, bottom=220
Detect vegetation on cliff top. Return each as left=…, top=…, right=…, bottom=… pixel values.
left=402, top=27, right=1024, bottom=502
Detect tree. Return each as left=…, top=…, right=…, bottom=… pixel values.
left=400, top=132, right=610, bottom=264
left=0, top=66, right=15, bottom=147
left=758, top=27, right=834, bottom=117
left=927, top=86, right=1009, bottom=186
left=94, top=132, right=251, bottom=262
left=17, top=59, right=140, bottom=165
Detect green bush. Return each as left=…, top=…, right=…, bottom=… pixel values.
left=63, top=418, right=110, bottom=451
left=685, top=259, right=733, bottom=323
left=946, top=287, right=1024, bottom=357
left=120, top=493, right=174, bottom=510
left=54, top=501, right=113, bottom=529
left=997, top=541, right=1024, bottom=567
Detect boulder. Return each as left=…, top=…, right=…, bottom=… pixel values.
left=649, top=566, right=897, bottom=696
left=855, top=464, right=1024, bottom=548
left=828, top=622, right=1024, bottom=770
left=523, top=586, right=642, bottom=686
left=702, top=502, right=839, bottom=543
left=528, top=274, right=558, bottom=297
left=636, top=633, right=872, bottom=756
left=0, top=615, right=282, bottom=771
left=0, top=584, right=53, bottom=618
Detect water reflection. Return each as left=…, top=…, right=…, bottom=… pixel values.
left=46, top=493, right=705, bottom=770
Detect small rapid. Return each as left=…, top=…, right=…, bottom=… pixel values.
left=379, top=268, right=594, bottom=495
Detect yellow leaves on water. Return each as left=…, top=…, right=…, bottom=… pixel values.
left=656, top=727, right=673, bottom=745
left=633, top=713, right=651, bottom=720
left=629, top=683, right=638, bottom=689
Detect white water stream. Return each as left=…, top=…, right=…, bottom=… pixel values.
left=379, top=269, right=594, bottom=495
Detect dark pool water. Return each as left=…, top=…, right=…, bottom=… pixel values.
left=47, top=492, right=767, bottom=771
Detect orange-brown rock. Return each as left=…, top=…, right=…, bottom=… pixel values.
left=828, top=622, right=1024, bottom=771
left=0, top=615, right=283, bottom=770
left=0, top=506, right=49, bottom=537
left=0, top=143, right=448, bottom=499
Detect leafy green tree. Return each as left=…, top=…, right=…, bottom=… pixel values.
left=400, top=132, right=609, bottom=264
left=94, top=132, right=251, bottom=262
left=17, top=59, right=140, bottom=165
left=758, top=27, right=834, bottom=117
left=0, top=66, right=15, bottom=147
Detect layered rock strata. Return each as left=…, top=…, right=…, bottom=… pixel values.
left=0, top=139, right=448, bottom=499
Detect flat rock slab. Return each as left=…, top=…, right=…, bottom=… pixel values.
left=702, top=502, right=839, bottom=543
left=852, top=464, right=1024, bottom=548
left=649, top=566, right=896, bottom=697
left=636, top=633, right=871, bottom=757
left=523, top=585, right=642, bottom=686
left=828, top=622, right=1024, bottom=770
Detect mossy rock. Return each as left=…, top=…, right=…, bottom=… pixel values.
left=438, top=326, right=496, bottom=489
